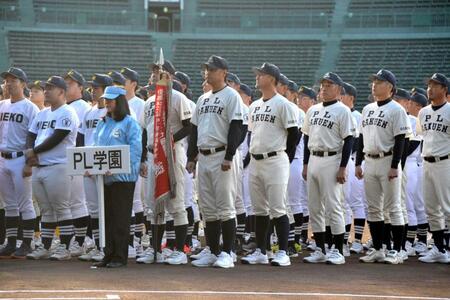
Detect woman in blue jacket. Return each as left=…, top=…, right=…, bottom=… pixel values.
left=92, top=86, right=142, bottom=268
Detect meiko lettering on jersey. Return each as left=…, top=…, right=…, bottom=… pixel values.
left=69, top=99, right=91, bottom=129
left=29, top=105, right=79, bottom=164
left=79, top=106, right=107, bottom=146
left=249, top=94, right=298, bottom=154
left=0, top=99, right=39, bottom=152
left=419, top=103, right=450, bottom=157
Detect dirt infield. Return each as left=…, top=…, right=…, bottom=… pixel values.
left=0, top=253, right=449, bottom=300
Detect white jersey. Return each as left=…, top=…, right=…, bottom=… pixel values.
left=29, top=104, right=79, bottom=165
left=140, top=97, right=155, bottom=147
left=128, top=96, right=145, bottom=122
left=249, top=93, right=298, bottom=154
left=79, top=105, right=107, bottom=146
left=192, top=86, right=245, bottom=148
left=168, top=89, right=192, bottom=138
left=418, top=102, right=450, bottom=157
left=351, top=109, right=362, bottom=136
left=294, top=105, right=305, bottom=159
left=302, top=101, right=355, bottom=152
left=0, top=98, right=39, bottom=152
left=360, top=100, right=412, bottom=154
left=69, top=99, right=90, bottom=130
left=407, top=114, right=422, bottom=161
left=238, top=105, right=250, bottom=157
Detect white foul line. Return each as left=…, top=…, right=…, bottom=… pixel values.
left=0, top=290, right=448, bottom=300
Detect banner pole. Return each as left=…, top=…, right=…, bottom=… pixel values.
left=96, top=175, right=106, bottom=249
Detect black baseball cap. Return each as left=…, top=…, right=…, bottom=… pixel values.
left=320, top=72, right=344, bottom=87
left=342, top=82, right=357, bottom=98
left=252, top=63, right=281, bottom=81
left=1, top=67, right=28, bottom=82
left=82, top=89, right=92, bottom=102
left=89, top=74, right=113, bottom=88
left=172, top=80, right=183, bottom=93
left=239, top=83, right=252, bottom=97
left=107, top=71, right=126, bottom=86
left=278, top=74, right=290, bottom=86
left=410, top=93, right=428, bottom=107
left=64, top=69, right=86, bottom=86
left=287, top=80, right=299, bottom=93
left=411, top=87, right=427, bottom=96
left=394, top=88, right=411, bottom=100
left=203, top=55, right=229, bottom=71
left=150, top=60, right=176, bottom=75
left=227, top=72, right=241, bottom=85
left=298, top=86, right=317, bottom=100
left=427, top=73, right=449, bottom=88
left=28, top=80, right=45, bottom=90
left=45, top=76, right=67, bottom=91
left=370, top=69, right=396, bottom=87
left=120, top=67, right=139, bottom=83
left=174, top=71, right=191, bottom=86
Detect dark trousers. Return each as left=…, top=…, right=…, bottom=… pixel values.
left=103, top=182, right=135, bottom=265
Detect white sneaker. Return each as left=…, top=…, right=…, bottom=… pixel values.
left=192, top=238, right=201, bottom=250
left=190, top=247, right=210, bottom=260
left=359, top=248, right=385, bottom=263
left=414, top=241, right=428, bottom=254
left=128, top=246, right=137, bottom=259
left=266, top=250, right=274, bottom=261
left=326, top=249, right=346, bottom=265
left=26, top=246, right=51, bottom=260
left=79, top=248, right=101, bottom=261
left=240, top=248, right=269, bottom=265
left=83, top=236, right=95, bottom=252
left=165, top=250, right=188, bottom=265
left=231, top=251, right=237, bottom=263
left=50, top=244, right=71, bottom=261
left=31, top=236, right=43, bottom=250
left=350, top=241, right=364, bottom=254
left=343, top=245, right=350, bottom=257
left=136, top=248, right=154, bottom=264
left=384, top=250, right=403, bottom=264
left=418, top=246, right=449, bottom=264
left=303, top=249, right=327, bottom=263
left=135, top=244, right=144, bottom=258
left=213, top=251, right=234, bottom=268
left=405, top=241, right=416, bottom=257
left=399, top=250, right=409, bottom=261
left=307, top=241, right=317, bottom=251
left=91, top=250, right=105, bottom=262
left=271, top=250, right=291, bottom=266
left=161, top=247, right=173, bottom=259
left=191, top=253, right=217, bottom=267
left=69, top=243, right=85, bottom=257
left=363, top=239, right=373, bottom=250
left=50, top=238, right=61, bottom=251
left=141, top=234, right=150, bottom=248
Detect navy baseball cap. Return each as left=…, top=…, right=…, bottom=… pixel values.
left=89, top=74, right=113, bottom=88
left=174, top=71, right=191, bottom=86
left=427, top=73, right=449, bottom=88
left=64, top=69, right=86, bottom=86
left=410, top=93, right=428, bottom=107
left=394, top=88, right=411, bottom=100
left=150, top=60, right=176, bottom=75
left=101, top=86, right=126, bottom=100
left=239, top=83, right=252, bottom=97
left=253, top=63, right=281, bottom=81
left=287, top=80, right=299, bottom=93
left=227, top=72, right=241, bottom=85
left=29, top=80, right=45, bottom=90
left=45, top=76, right=67, bottom=91
left=342, top=82, right=357, bottom=98
left=371, top=69, right=396, bottom=87
left=411, top=87, right=427, bottom=96
left=120, top=67, right=139, bottom=83
left=172, top=80, right=183, bottom=93
left=82, top=89, right=92, bottom=102
left=320, top=72, right=344, bottom=87
left=202, top=55, right=229, bottom=70
left=107, top=71, right=126, bottom=86
left=278, top=74, right=290, bottom=86
left=1, top=67, right=28, bottom=82
left=298, top=86, right=317, bottom=100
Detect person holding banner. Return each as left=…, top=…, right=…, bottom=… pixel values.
left=92, top=86, right=142, bottom=268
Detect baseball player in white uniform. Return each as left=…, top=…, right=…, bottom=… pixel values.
left=26, top=76, right=79, bottom=261
left=418, top=73, right=450, bottom=263
left=302, top=72, right=355, bottom=265
left=187, top=55, right=245, bottom=268
left=357, top=69, right=412, bottom=265
left=240, top=63, right=298, bottom=267
left=0, top=67, right=38, bottom=258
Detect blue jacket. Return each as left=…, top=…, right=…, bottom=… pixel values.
left=94, top=115, right=142, bottom=184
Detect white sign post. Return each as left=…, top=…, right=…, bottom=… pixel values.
left=66, top=145, right=131, bottom=249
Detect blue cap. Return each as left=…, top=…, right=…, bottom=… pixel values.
left=64, top=69, right=86, bottom=86
left=203, top=55, right=229, bottom=70
left=107, top=71, right=126, bottom=86
left=174, top=71, right=191, bottom=86
left=227, top=72, right=241, bottom=85
left=278, top=74, right=290, bottom=86
left=298, top=86, right=317, bottom=100
left=253, top=63, right=281, bottom=82
left=371, top=69, right=396, bottom=87
left=101, top=86, right=126, bottom=100
left=120, top=67, right=139, bottom=83
left=411, top=87, right=427, bottom=96
left=320, top=72, right=344, bottom=87
left=239, top=83, right=252, bottom=97
left=410, top=93, right=428, bottom=107
left=45, top=76, right=67, bottom=91
left=1, top=67, right=28, bottom=82
left=427, top=73, right=449, bottom=88
left=89, top=74, right=113, bottom=88
left=342, top=82, right=357, bottom=98
left=287, top=80, right=299, bottom=92
left=394, top=88, right=411, bottom=100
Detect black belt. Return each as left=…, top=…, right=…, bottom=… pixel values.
left=1, top=151, right=24, bottom=159
left=424, top=155, right=449, bottom=163
left=199, top=146, right=226, bottom=155
left=37, top=164, right=57, bottom=168
left=251, top=151, right=278, bottom=160
left=311, top=151, right=337, bottom=157
left=367, top=151, right=392, bottom=159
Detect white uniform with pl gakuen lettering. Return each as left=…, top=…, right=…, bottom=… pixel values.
left=248, top=94, right=298, bottom=219
left=0, top=99, right=39, bottom=225
left=302, top=101, right=355, bottom=235
left=191, top=86, right=245, bottom=222
left=418, top=103, right=450, bottom=232
left=360, top=100, right=411, bottom=226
